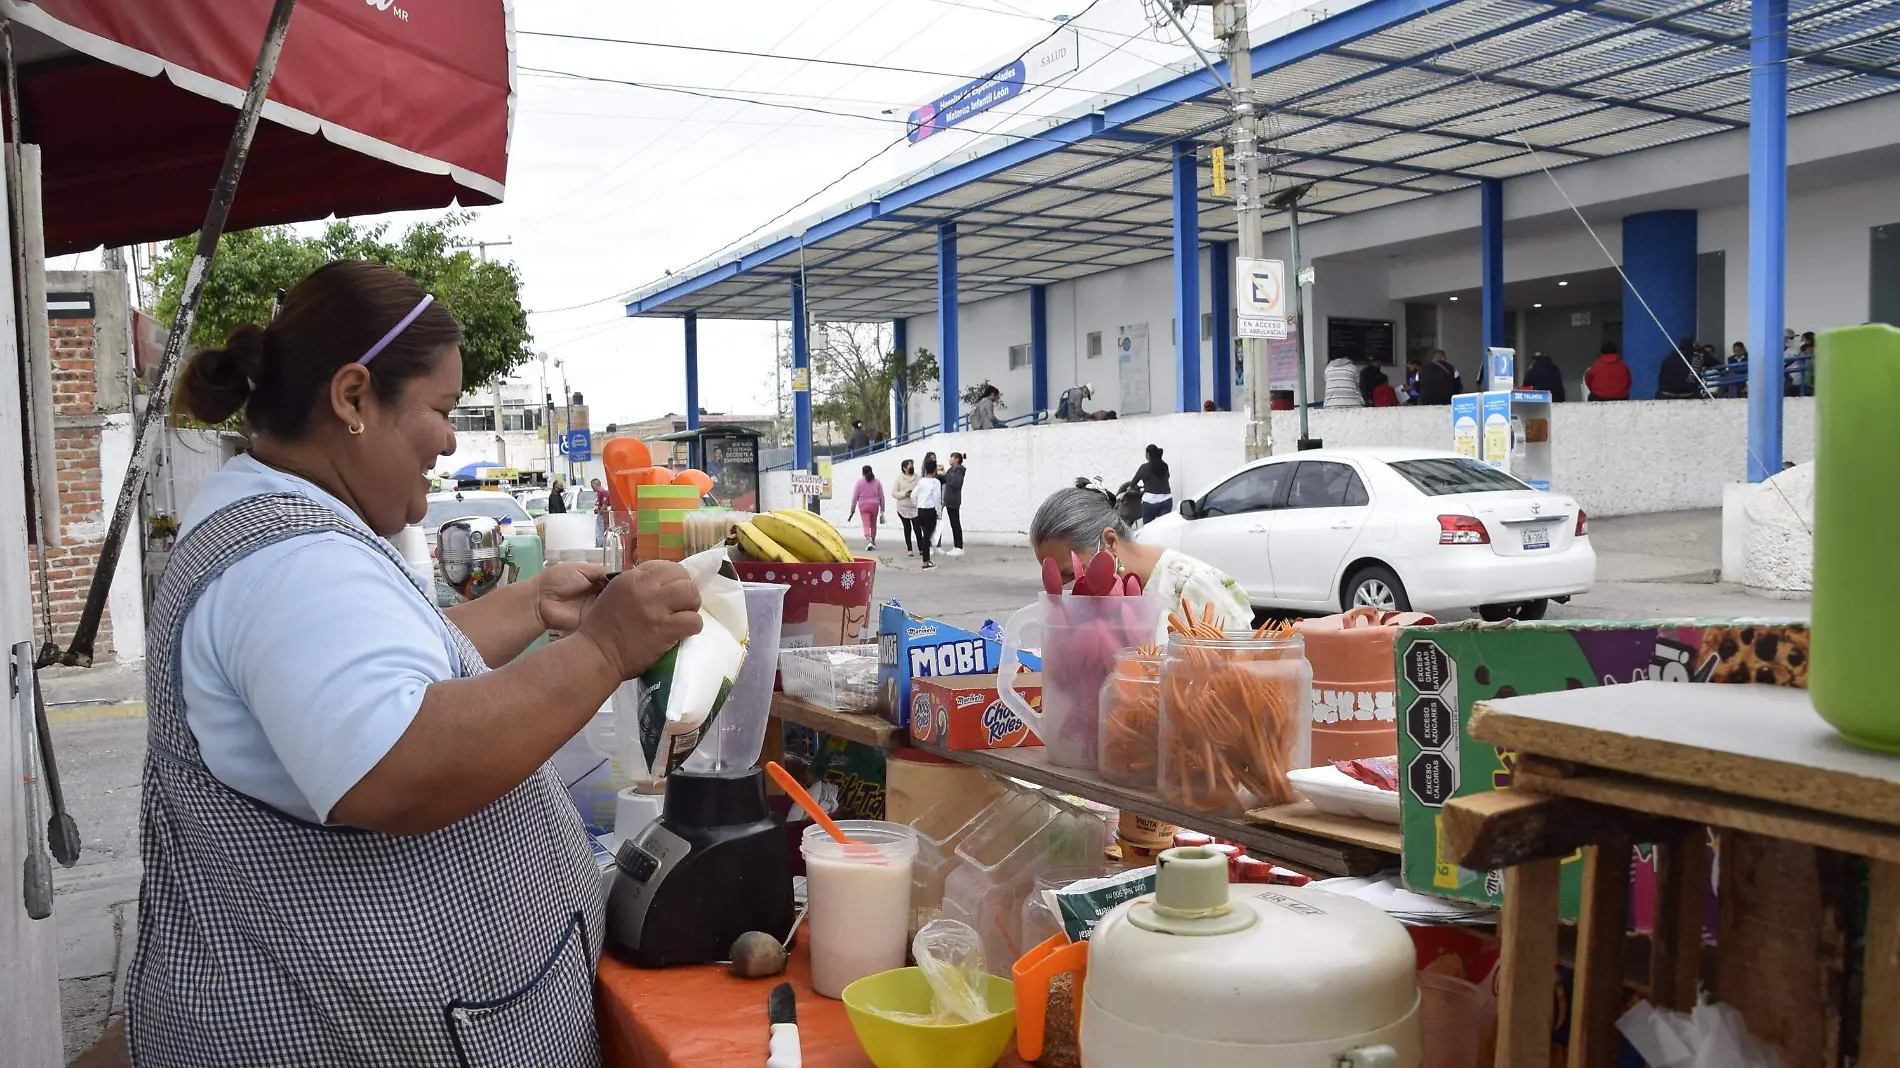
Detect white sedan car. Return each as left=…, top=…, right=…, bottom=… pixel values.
left=1137, top=447, right=1594, bottom=620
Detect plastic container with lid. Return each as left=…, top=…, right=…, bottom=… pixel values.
left=1097, top=649, right=1163, bottom=788
left=943, top=793, right=1108, bottom=973
left=802, top=820, right=918, bottom=999
left=1158, top=632, right=1312, bottom=818
left=1014, top=846, right=1422, bottom=1067
left=886, top=747, right=999, bottom=827
left=909, top=788, right=1033, bottom=939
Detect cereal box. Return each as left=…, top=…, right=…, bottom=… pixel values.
left=909, top=675, right=1044, bottom=751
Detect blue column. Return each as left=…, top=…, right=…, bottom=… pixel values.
left=1030, top=284, right=1049, bottom=415
left=791, top=281, right=812, bottom=474
left=1480, top=178, right=1505, bottom=352
left=937, top=222, right=960, bottom=432
left=891, top=318, right=908, bottom=439
left=683, top=313, right=701, bottom=431
left=1748, top=0, right=1788, bottom=480
left=1622, top=210, right=1699, bottom=400
left=1172, top=140, right=1202, bottom=412
left=1208, top=240, right=1232, bottom=411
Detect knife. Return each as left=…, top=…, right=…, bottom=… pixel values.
left=766, top=982, right=801, bottom=1068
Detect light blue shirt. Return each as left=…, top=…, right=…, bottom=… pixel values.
left=178, top=455, right=460, bottom=824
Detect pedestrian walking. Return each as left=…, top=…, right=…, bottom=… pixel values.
left=1130, top=443, right=1173, bottom=524
left=970, top=385, right=1002, bottom=429
left=848, top=465, right=885, bottom=552
left=892, top=458, right=920, bottom=555
left=912, top=458, right=944, bottom=570
left=847, top=420, right=870, bottom=453
left=941, top=452, right=967, bottom=556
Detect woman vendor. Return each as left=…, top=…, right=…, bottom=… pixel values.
left=1029, top=482, right=1253, bottom=642
left=129, top=260, right=702, bottom=1066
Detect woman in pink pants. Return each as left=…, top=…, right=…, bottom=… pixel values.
left=848, top=465, right=886, bottom=552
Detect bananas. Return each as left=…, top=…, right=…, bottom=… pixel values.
left=732, top=509, right=854, bottom=564
left=753, top=510, right=854, bottom=563
left=733, top=520, right=799, bottom=564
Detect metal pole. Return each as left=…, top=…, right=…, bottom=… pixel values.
left=1287, top=203, right=1310, bottom=446
left=55, top=0, right=299, bottom=667
left=1213, top=0, right=1268, bottom=460
left=1746, top=0, right=1787, bottom=480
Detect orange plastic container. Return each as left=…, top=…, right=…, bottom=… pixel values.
left=1292, top=608, right=1435, bottom=765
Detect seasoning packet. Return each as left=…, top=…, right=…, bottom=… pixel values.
left=1052, top=866, right=1157, bottom=943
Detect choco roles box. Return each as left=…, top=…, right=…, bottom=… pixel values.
left=908, top=674, right=1044, bottom=751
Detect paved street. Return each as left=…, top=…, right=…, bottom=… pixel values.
left=41, top=506, right=1805, bottom=1063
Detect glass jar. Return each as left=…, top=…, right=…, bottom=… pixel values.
left=1157, top=632, right=1312, bottom=818
left=1097, top=650, right=1163, bottom=788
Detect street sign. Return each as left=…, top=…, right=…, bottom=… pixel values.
left=1211, top=146, right=1226, bottom=198
left=1235, top=257, right=1287, bottom=341
left=561, top=428, right=591, bottom=460
left=787, top=472, right=825, bottom=496
left=1297, top=266, right=1315, bottom=287
left=908, top=31, right=1077, bottom=145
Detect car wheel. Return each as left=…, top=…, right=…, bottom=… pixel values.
left=1343, top=564, right=1410, bottom=613
left=1478, top=599, right=1548, bottom=622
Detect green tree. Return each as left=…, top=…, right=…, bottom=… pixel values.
left=148, top=212, right=533, bottom=392
left=763, top=324, right=940, bottom=441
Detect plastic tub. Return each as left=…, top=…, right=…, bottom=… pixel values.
left=681, top=582, right=788, bottom=773
left=909, top=788, right=1032, bottom=940
left=802, top=820, right=919, bottom=999
left=779, top=644, right=881, bottom=712
left=1019, top=864, right=1114, bottom=951
left=1418, top=972, right=1493, bottom=1068
left=842, top=967, right=1016, bottom=1068
left=1158, top=632, right=1312, bottom=818
left=1097, top=649, right=1163, bottom=788
left=944, top=794, right=1108, bottom=973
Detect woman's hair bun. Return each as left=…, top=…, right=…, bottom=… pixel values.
left=175, top=322, right=267, bottom=426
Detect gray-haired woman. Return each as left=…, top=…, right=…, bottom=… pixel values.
left=1029, top=483, right=1251, bottom=644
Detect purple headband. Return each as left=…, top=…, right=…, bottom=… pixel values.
left=356, top=294, right=435, bottom=365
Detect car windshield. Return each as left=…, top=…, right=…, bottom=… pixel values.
left=424, top=496, right=531, bottom=529
left=1388, top=457, right=1529, bottom=496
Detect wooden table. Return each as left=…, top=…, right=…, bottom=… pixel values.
left=1441, top=681, right=1900, bottom=1068
left=908, top=737, right=1396, bottom=877
left=771, top=693, right=905, bottom=749
left=597, top=941, right=1029, bottom=1068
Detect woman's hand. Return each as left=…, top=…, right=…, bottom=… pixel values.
left=577, top=561, right=703, bottom=680
left=535, top=562, right=606, bottom=633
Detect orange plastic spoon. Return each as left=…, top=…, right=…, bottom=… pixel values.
left=765, top=760, right=856, bottom=845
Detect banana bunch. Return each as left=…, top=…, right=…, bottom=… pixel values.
left=732, top=509, right=854, bottom=564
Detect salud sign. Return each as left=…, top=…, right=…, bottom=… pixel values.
left=1236, top=257, right=1287, bottom=339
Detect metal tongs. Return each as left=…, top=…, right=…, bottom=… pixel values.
left=15, top=641, right=79, bottom=919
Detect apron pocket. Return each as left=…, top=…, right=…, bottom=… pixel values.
left=446, top=912, right=599, bottom=1068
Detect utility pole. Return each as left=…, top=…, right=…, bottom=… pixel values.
left=452, top=238, right=513, bottom=261
left=1208, top=0, right=1270, bottom=460
left=1270, top=183, right=1316, bottom=448
left=538, top=349, right=555, bottom=481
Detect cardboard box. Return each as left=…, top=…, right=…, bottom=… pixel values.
left=876, top=603, right=1005, bottom=725
left=908, top=674, right=1044, bottom=750
left=1397, top=619, right=1808, bottom=915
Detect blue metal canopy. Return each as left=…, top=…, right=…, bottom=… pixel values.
left=626, top=0, right=1900, bottom=323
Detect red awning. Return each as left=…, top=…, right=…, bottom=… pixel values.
left=6, top=0, right=514, bottom=255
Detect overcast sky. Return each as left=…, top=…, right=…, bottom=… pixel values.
left=67, top=0, right=1303, bottom=427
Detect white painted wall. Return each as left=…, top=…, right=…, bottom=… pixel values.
left=762, top=397, right=1814, bottom=546
left=99, top=413, right=144, bottom=662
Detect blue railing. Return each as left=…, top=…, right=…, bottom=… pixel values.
left=1700, top=354, right=1813, bottom=392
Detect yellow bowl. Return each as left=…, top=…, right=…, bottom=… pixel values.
left=841, top=967, right=1017, bottom=1068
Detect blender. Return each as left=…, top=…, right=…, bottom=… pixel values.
left=606, top=582, right=795, bottom=967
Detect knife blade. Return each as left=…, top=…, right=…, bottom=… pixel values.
left=766, top=981, right=800, bottom=1068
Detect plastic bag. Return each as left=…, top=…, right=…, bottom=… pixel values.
left=1616, top=996, right=1788, bottom=1068
left=870, top=919, right=997, bottom=1026
left=622, top=548, right=750, bottom=783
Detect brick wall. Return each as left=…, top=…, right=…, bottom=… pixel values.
left=30, top=315, right=114, bottom=658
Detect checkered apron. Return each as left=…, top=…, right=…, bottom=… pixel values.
left=128, top=493, right=605, bottom=1067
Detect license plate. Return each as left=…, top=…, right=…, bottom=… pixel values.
left=1521, top=526, right=1550, bottom=550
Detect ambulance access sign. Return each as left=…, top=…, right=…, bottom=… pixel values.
left=1235, top=258, right=1287, bottom=339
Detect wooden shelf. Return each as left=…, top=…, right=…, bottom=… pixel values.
left=907, top=738, right=1392, bottom=877
left=1247, top=801, right=1403, bottom=855
left=770, top=692, right=906, bottom=749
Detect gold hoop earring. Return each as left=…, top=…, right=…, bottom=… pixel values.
left=348, top=423, right=365, bottom=436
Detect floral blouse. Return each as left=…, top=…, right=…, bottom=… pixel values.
left=1143, top=548, right=1254, bottom=645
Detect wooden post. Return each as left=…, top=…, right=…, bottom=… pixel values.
left=1571, top=833, right=1632, bottom=1068
left=1714, top=831, right=1852, bottom=1066
left=1649, top=829, right=1708, bottom=1012
left=1865, top=859, right=1900, bottom=1068
left=1496, top=858, right=1562, bottom=1068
